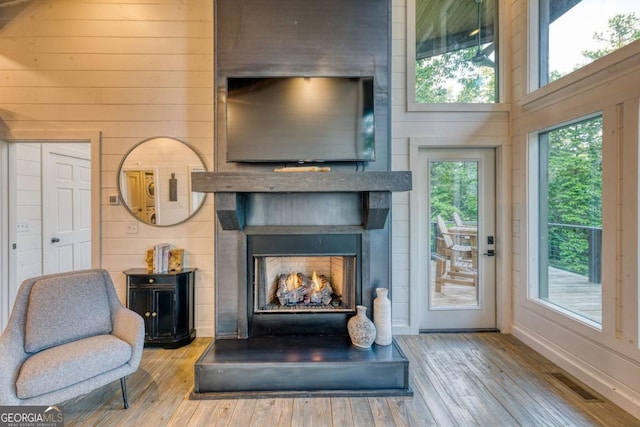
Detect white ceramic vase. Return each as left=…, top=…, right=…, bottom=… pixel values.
left=347, top=305, right=376, bottom=349
left=373, top=288, right=392, bottom=345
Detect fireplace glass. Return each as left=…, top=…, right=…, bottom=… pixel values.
left=248, top=234, right=361, bottom=336
left=254, top=255, right=356, bottom=313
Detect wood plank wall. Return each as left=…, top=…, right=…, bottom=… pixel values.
left=0, top=0, right=216, bottom=336
left=508, top=0, right=640, bottom=418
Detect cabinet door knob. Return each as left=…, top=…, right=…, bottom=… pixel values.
left=151, top=312, right=157, bottom=317
left=145, top=312, right=151, bottom=317
left=148, top=278, right=155, bottom=284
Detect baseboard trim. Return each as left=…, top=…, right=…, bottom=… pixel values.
left=512, top=323, right=640, bottom=420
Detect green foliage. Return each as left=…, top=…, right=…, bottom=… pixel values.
left=429, top=161, right=479, bottom=252
left=416, top=45, right=496, bottom=103
left=541, top=12, right=639, bottom=278
left=429, top=161, right=478, bottom=223
left=582, top=13, right=640, bottom=61
left=550, top=13, right=640, bottom=83
left=545, top=117, right=602, bottom=276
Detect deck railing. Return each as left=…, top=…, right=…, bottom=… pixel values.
left=547, top=223, right=601, bottom=284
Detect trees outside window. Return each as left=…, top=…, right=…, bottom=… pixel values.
left=537, top=116, right=603, bottom=323
left=540, top=0, right=640, bottom=86
left=414, top=0, right=497, bottom=103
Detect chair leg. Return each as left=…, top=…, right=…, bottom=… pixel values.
left=120, top=376, right=129, bottom=409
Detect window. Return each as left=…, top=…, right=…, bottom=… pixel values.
left=533, top=116, right=603, bottom=324
left=413, top=0, right=498, bottom=103
left=539, top=0, right=640, bottom=86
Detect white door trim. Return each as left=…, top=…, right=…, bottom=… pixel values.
left=408, top=136, right=512, bottom=334
left=0, top=141, right=9, bottom=331
left=0, top=131, right=101, bottom=332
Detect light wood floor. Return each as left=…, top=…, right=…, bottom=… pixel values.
left=62, top=334, right=638, bottom=426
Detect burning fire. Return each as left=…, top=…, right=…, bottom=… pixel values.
left=285, top=272, right=299, bottom=292
left=311, top=271, right=322, bottom=292
left=275, top=270, right=337, bottom=307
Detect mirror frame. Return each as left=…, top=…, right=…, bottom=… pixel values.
left=117, top=137, right=207, bottom=227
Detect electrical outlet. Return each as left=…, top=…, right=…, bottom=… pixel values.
left=109, top=194, right=120, bottom=205
left=126, top=222, right=139, bottom=234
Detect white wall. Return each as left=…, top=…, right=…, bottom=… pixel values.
left=0, top=0, right=216, bottom=336
left=510, top=0, right=640, bottom=418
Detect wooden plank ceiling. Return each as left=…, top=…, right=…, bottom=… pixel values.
left=415, top=0, right=582, bottom=60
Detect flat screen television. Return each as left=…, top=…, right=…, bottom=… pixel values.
left=226, top=76, right=375, bottom=163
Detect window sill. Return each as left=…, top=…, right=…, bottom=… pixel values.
left=406, top=102, right=511, bottom=113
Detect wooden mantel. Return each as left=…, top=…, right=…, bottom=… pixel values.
left=192, top=171, right=412, bottom=230
left=191, top=171, right=412, bottom=193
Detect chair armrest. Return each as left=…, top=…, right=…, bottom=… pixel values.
left=112, top=307, right=145, bottom=370
left=0, top=330, right=29, bottom=405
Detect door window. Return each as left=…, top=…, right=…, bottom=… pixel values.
left=417, top=148, right=496, bottom=330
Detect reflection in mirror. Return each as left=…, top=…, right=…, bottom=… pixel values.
left=118, top=137, right=207, bottom=226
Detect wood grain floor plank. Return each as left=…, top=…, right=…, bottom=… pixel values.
left=399, top=335, right=479, bottom=426
left=447, top=334, right=568, bottom=427
left=349, top=397, right=375, bottom=427
left=471, top=333, right=607, bottom=426
left=228, top=400, right=257, bottom=427
left=59, top=335, right=640, bottom=426
left=249, top=398, right=294, bottom=427
left=291, top=397, right=332, bottom=427
left=419, top=334, right=518, bottom=426
left=386, top=396, right=436, bottom=427
left=368, top=397, right=395, bottom=427
left=330, top=397, right=355, bottom=426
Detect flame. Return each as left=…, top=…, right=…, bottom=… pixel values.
left=311, top=271, right=322, bottom=292
left=286, top=272, right=299, bottom=292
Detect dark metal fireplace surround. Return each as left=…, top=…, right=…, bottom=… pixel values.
left=191, top=0, right=412, bottom=398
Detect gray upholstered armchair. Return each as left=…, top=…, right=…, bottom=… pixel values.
left=0, top=269, right=144, bottom=408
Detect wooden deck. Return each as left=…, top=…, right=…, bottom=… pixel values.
left=432, top=262, right=602, bottom=323
left=61, top=334, right=638, bottom=426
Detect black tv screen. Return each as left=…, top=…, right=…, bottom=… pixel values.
left=226, top=77, right=375, bottom=163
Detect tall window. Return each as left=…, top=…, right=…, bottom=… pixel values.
left=539, top=0, right=640, bottom=86
left=414, top=0, right=498, bottom=103
left=535, top=116, right=603, bottom=324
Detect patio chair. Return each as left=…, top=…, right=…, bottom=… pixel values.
left=434, top=215, right=477, bottom=291
left=453, top=212, right=464, bottom=227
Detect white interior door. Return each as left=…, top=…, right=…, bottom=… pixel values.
left=43, top=146, right=91, bottom=274
left=417, top=148, right=496, bottom=330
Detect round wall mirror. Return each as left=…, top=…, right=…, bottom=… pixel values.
left=118, top=137, right=207, bottom=226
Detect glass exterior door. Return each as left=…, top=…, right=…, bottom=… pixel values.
left=418, top=148, right=496, bottom=330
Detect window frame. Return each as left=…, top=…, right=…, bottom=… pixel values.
left=528, top=0, right=640, bottom=96
left=406, top=0, right=510, bottom=112
left=527, top=112, right=604, bottom=330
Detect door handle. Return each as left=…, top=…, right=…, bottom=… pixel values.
left=51, top=237, right=60, bottom=243
left=484, top=249, right=495, bottom=257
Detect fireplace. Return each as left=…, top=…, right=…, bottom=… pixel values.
left=248, top=234, right=361, bottom=336
left=191, top=174, right=412, bottom=397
